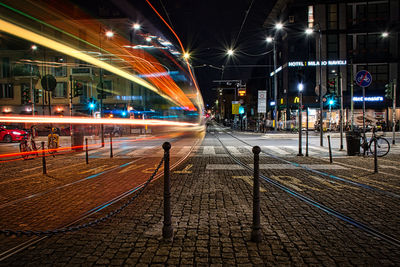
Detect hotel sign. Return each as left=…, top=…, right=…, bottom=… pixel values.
left=288, top=60, right=347, bottom=67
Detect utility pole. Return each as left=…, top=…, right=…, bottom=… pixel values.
left=350, top=60, right=354, bottom=130
left=273, top=41, right=278, bottom=131
left=339, top=73, right=344, bottom=150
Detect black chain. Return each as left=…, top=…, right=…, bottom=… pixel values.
left=0, top=154, right=165, bottom=237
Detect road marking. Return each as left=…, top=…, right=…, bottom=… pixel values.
left=226, top=146, right=240, bottom=154
left=174, top=164, right=193, bottom=174
left=232, top=176, right=266, bottom=192
left=176, top=146, right=192, bottom=155
left=142, top=163, right=163, bottom=174
left=203, top=146, right=215, bottom=155
left=127, top=146, right=155, bottom=156
left=205, top=164, right=347, bottom=170
left=79, top=165, right=117, bottom=174
left=264, top=146, right=290, bottom=155
left=20, top=165, right=44, bottom=172
left=118, top=164, right=146, bottom=174
left=271, top=175, right=320, bottom=192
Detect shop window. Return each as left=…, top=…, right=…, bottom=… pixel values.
left=1, top=58, right=10, bottom=78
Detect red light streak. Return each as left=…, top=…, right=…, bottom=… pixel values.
left=0, top=116, right=198, bottom=126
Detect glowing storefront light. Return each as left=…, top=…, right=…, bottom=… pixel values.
left=353, top=96, right=384, bottom=102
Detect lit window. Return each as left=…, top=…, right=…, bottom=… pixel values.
left=308, top=6, right=314, bottom=28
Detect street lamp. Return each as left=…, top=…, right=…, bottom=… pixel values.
left=297, top=83, right=304, bottom=156
left=183, top=52, right=190, bottom=59
left=227, top=49, right=234, bottom=56
left=382, top=32, right=389, bottom=38
left=306, top=24, right=323, bottom=146
left=105, top=30, right=114, bottom=38
left=132, top=23, right=141, bottom=30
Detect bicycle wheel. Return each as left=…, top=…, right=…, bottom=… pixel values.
left=48, top=141, right=57, bottom=154
left=369, top=137, right=390, bottom=157
left=20, top=142, right=31, bottom=159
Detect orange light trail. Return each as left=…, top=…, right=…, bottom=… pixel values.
left=0, top=116, right=198, bottom=126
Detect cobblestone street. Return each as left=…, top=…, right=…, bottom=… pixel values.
left=1, top=131, right=400, bottom=266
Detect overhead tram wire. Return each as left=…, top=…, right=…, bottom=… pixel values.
left=232, top=0, right=255, bottom=49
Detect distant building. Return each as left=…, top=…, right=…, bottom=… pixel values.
left=263, top=0, right=399, bottom=129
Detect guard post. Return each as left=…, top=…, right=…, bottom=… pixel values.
left=110, top=132, right=113, bottom=158
left=328, top=135, right=333, bottom=163
left=41, top=141, right=46, bottom=174
left=85, top=138, right=89, bottom=164
left=251, top=146, right=262, bottom=242
left=162, top=142, right=173, bottom=239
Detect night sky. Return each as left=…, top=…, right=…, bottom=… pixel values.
left=130, top=0, right=276, bottom=107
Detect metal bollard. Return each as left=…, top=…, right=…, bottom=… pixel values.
left=327, top=135, right=333, bottom=163
left=110, top=133, right=113, bottom=158
left=306, top=108, right=309, bottom=157
left=41, top=141, right=46, bottom=174
left=162, top=142, right=173, bottom=239
left=251, top=146, right=262, bottom=242
left=85, top=138, right=89, bottom=164
left=374, top=139, right=378, bottom=173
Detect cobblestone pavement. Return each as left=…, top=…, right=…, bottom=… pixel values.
left=1, top=131, right=400, bottom=266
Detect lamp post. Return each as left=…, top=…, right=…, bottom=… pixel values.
left=297, top=83, right=304, bottom=156
left=30, top=44, right=37, bottom=116
left=266, top=35, right=278, bottom=131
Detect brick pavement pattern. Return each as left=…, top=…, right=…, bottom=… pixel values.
left=1, top=150, right=400, bottom=265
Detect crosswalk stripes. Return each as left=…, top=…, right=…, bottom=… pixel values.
left=203, top=146, right=216, bottom=155
left=126, top=146, right=156, bottom=156
left=226, top=146, right=240, bottom=154
left=264, top=146, right=291, bottom=155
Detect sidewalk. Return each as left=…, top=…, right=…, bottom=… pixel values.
left=1, top=152, right=399, bottom=265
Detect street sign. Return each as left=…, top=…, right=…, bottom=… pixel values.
left=315, top=85, right=327, bottom=96
left=257, top=90, right=266, bottom=113
left=355, top=70, right=372, bottom=87
left=41, top=74, right=57, bottom=92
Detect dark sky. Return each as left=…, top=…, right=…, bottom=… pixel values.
left=133, top=0, right=276, bottom=106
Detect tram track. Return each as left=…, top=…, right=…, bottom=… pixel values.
left=0, top=136, right=202, bottom=261
left=212, top=126, right=400, bottom=248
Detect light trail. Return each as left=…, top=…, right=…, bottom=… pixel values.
left=0, top=18, right=180, bottom=108
left=0, top=116, right=198, bottom=126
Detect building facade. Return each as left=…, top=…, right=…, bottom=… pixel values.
left=263, top=0, right=399, bottom=130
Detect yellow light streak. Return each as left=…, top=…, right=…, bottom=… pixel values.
left=0, top=18, right=180, bottom=107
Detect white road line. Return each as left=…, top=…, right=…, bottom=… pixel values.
left=226, top=146, right=240, bottom=154
left=264, top=146, right=291, bottom=155
left=126, top=146, right=156, bottom=156
left=203, top=146, right=216, bottom=155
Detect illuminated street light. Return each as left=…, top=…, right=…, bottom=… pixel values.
left=133, top=23, right=141, bottom=30
left=105, top=31, right=114, bottom=38
left=183, top=52, right=190, bottom=59
left=227, top=49, right=234, bottom=56
left=305, top=28, right=313, bottom=35
left=382, top=32, right=389, bottom=38
left=298, top=83, right=304, bottom=92
left=31, top=44, right=37, bottom=50
left=266, top=37, right=273, bottom=43
left=275, top=22, right=283, bottom=30
left=146, top=36, right=152, bottom=42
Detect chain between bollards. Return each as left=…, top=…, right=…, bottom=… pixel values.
left=41, top=141, right=46, bottom=174
left=374, top=138, right=378, bottom=173
left=110, top=133, right=113, bottom=158
left=327, top=135, right=333, bottom=164
left=162, top=142, right=173, bottom=240
left=85, top=138, right=89, bottom=164
left=251, top=146, right=262, bottom=242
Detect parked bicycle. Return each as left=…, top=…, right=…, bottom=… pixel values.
left=19, top=129, right=38, bottom=160
left=360, top=127, right=390, bottom=157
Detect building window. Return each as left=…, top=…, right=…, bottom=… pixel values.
left=327, top=34, right=338, bottom=59
left=53, top=82, right=67, bottom=98
left=367, top=3, right=389, bottom=22
left=327, top=4, right=338, bottom=29
left=52, top=56, right=67, bottom=77
left=307, top=5, right=314, bottom=28
left=1, top=58, right=10, bottom=78
left=0, top=83, right=14, bottom=98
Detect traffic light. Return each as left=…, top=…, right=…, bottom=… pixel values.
left=21, top=85, right=31, bottom=104
left=385, top=82, right=393, bottom=99
left=88, top=97, right=97, bottom=109
left=34, top=89, right=42, bottom=103
left=327, top=78, right=336, bottom=94
left=74, top=81, right=84, bottom=97
left=238, top=88, right=246, bottom=97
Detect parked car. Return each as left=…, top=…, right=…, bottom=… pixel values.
left=0, top=125, right=28, bottom=142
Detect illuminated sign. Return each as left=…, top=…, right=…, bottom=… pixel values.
left=353, top=96, right=383, bottom=102
left=270, top=66, right=282, bottom=76
left=288, top=60, right=347, bottom=67
left=238, top=88, right=246, bottom=97
left=294, top=97, right=300, bottom=103
left=270, top=101, right=276, bottom=106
